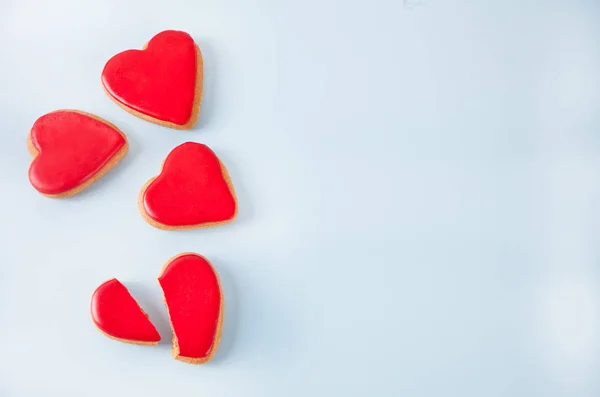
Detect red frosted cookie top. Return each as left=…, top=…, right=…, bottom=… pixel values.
left=142, top=142, right=237, bottom=227
left=159, top=254, right=222, bottom=360
left=28, top=110, right=127, bottom=195
left=101, top=30, right=199, bottom=126
left=91, top=278, right=160, bottom=343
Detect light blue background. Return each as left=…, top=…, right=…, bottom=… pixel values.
left=1, top=0, right=600, bottom=396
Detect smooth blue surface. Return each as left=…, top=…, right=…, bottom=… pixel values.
left=1, top=0, right=600, bottom=396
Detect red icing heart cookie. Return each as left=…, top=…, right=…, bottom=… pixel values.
left=28, top=110, right=128, bottom=198
left=159, top=253, right=223, bottom=364
left=91, top=278, right=161, bottom=345
left=139, top=142, right=237, bottom=229
left=101, top=30, right=202, bottom=129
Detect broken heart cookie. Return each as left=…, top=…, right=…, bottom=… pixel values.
left=159, top=253, right=223, bottom=364
left=27, top=110, right=128, bottom=198
left=102, top=30, right=202, bottom=129
left=139, top=142, right=237, bottom=229
left=91, top=278, right=161, bottom=345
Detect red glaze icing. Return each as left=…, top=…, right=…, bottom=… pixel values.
left=101, top=30, right=198, bottom=126
left=142, top=142, right=237, bottom=227
left=91, top=278, right=160, bottom=343
left=159, top=254, right=222, bottom=360
left=28, top=111, right=127, bottom=195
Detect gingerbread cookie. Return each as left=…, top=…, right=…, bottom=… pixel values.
left=158, top=253, right=224, bottom=364
left=91, top=278, right=160, bottom=345
left=27, top=110, right=128, bottom=198
left=139, top=142, right=237, bottom=230
left=101, top=30, right=203, bottom=130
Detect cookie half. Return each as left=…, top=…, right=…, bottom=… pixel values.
left=91, top=278, right=161, bottom=345
left=158, top=253, right=224, bottom=364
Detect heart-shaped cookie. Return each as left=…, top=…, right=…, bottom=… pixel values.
left=91, top=278, right=161, bottom=345
left=28, top=110, right=128, bottom=197
left=101, top=30, right=202, bottom=129
left=139, top=142, right=237, bottom=229
left=159, top=253, right=223, bottom=364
